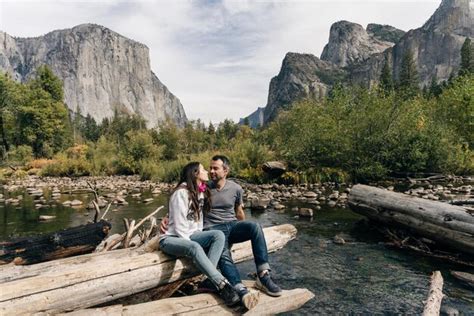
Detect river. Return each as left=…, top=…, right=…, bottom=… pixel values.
left=1, top=185, right=473, bottom=314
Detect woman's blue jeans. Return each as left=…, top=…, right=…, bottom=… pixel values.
left=159, top=230, right=226, bottom=287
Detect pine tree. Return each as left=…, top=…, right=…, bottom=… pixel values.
left=398, top=50, right=419, bottom=99
left=380, top=56, right=394, bottom=94
left=0, top=74, right=11, bottom=153
left=428, top=76, right=442, bottom=98
left=459, top=37, right=473, bottom=76
left=31, top=65, right=64, bottom=102
left=82, top=114, right=100, bottom=142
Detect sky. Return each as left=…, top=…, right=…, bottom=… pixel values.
left=0, top=0, right=441, bottom=124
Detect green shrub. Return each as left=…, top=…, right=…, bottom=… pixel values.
left=40, top=151, right=92, bottom=177
left=6, top=145, right=33, bottom=166
left=116, top=130, right=162, bottom=174
left=89, top=136, right=119, bottom=175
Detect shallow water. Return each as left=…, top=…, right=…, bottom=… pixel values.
left=1, top=187, right=473, bottom=314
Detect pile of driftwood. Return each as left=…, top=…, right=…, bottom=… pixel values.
left=0, top=223, right=302, bottom=315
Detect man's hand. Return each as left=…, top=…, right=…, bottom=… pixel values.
left=159, top=215, right=169, bottom=234
left=235, top=204, right=245, bottom=221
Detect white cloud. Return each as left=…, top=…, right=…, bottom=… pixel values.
left=0, top=0, right=441, bottom=123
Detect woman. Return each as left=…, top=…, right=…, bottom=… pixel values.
left=159, top=162, right=240, bottom=306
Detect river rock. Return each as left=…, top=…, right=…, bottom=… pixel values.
left=143, top=198, right=153, bottom=203
left=70, top=199, right=83, bottom=206
left=251, top=197, right=271, bottom=210
left=441, top=306, right=459, bottom=316
left=51, top=193, right=61, bottom=199
left=329, top=191, right=339, bottom=200
left=333, top=235, right=345, bottom=245
left=299, top=208, right=313, bottom=217
left=39, top=215, right=56, bottom=221
left=30, top=190, right=44, bottom=197
left=328, top=201, right=337, bottom=208
left=273, top=204, right=285, bottom=210
left=304, top=191, right=318, bottom=198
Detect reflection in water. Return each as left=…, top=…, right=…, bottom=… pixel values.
left=0, top=188, right=473, bottom=314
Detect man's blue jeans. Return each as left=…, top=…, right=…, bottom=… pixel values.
left=206, top=220, right=271, bottom=291
left=159, top=230, right=226, bottom=287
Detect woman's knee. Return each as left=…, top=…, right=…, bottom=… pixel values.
left=187, top=241, right=203, bottom=256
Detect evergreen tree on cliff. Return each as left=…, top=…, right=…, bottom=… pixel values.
left=398, top=50, right=419, bottom=99
left=459, top=37, right=473, bottom=76
left=379, top=56, right=394, bottom=94
left=0, top=74, right=11, bottom=154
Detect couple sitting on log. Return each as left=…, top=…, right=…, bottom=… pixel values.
left=159, top=155, right=281, bottom=310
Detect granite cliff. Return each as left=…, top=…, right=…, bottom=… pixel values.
left=0, top=24, right=187, bottom=128
left=243, top=0, right=472, bottom=126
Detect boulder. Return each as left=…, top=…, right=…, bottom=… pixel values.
left=299, top=208, right=314, bottom=218
left=262, top=161, right=287, bottom=178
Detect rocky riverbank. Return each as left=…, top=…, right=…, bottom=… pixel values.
left=1, top=175, right=472, bottom=217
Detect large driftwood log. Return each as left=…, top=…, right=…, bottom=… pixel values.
left=450, top=271, right=474, bottom=288
left=348, top=185, right=474, bottom=255
left=0, top=220, right=111, bottom=265
left=0, top=224, right=296, bottom=315
left=422, top=271, right=444, bottom=316
left=64, top=281, right=314, bottom=316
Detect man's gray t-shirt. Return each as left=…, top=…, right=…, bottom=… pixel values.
left=204, top=180, right=244, bottom=228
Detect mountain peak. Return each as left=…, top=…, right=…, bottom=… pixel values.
left=422, top=0, right=473, bottom=37
left=320, top=20, right=395, bottom=67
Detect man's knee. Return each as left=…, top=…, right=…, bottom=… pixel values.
left=248, top=222, right=263, bottom=236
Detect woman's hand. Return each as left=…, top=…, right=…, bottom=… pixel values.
left=160, top=216, right=169, bottom=234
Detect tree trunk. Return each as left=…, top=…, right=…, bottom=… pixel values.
left=0, top=224, right=297, bottom=315
left=0, top=220, right=112, bottom=265
left=422, top=271, right=444, bottom=316
left=65, top=281, right=314, bottom=316
left=348, top=185, right=474, bottom=255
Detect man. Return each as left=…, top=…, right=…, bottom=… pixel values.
left=161, top=155, right=282, bottom=309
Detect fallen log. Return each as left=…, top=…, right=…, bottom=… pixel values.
left=0, top=220, right=111, bottom=265
left=348, top=184, right=474, bottom=255
left=450, top=271, right=474, bottom=288
left=0, top=224, right=297, bottom=315
left=422, top=271, right=444, bottom=316
left=64, top=281, right=314, bottom=316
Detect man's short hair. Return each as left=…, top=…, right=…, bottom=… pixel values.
left=212, top=155, right=230, bottom=170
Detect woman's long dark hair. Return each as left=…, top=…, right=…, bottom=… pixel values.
left=173, top=162, right=211, bottom=221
